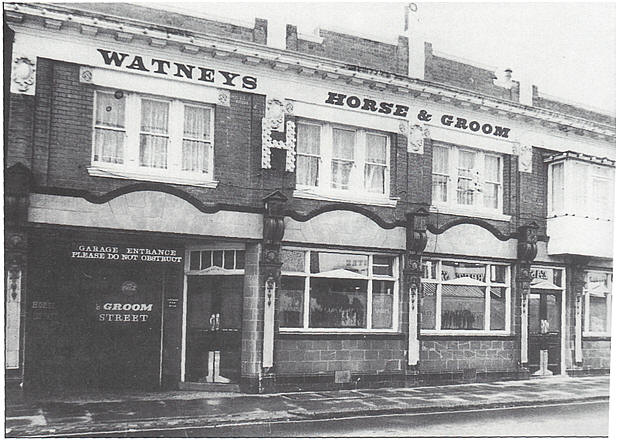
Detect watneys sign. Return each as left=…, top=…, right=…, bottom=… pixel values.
left=96, top=49, right=258, bottom=90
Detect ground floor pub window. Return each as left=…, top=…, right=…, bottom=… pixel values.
left=584, top=271, right=612, bottom=336
left=420, top=259, right=511, bottom=333
left=279, top=248, right=399, bottom=331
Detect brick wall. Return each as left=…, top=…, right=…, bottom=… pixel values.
left=425, top=44, right=520, bottom=103
left=517, top=149, right=548, bottom=236
left=532, top=87, right=615, bottom=126
left=287, top=26, right=408, bottom=75
left=420, top=339, right=518, bottom=373
left=274, top=338, right=406, bottom=375
left=581, top=339, right=611, bottom=370
left=57, top=3, right=266, bottom=44
left=24, top=59, right=265, bottom=208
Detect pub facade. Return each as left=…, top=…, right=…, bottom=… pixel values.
left=4, top=2, right=614, bottom=394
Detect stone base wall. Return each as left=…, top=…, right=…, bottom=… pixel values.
left=420, top=338, right=518, bottom=373
left=581, top=339, right=611, bottom=370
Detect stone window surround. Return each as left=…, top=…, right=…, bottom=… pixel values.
left=583, top=270, right=612, bottom=338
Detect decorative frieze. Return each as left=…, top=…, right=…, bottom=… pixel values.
left=261, top=98, right=296, bottom=172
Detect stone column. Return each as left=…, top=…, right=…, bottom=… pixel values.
left=516, top=222, right=538, bottom=369
left=4, top=163, right=32, bottom=390
left=404, top=208, right=428, bottom=367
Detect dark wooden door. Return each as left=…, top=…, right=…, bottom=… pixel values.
left=528, top=291, right=561, bottom=375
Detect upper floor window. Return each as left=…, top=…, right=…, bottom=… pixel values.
left=279, top=248, right=399, bottom=331
left=91, top=90, right=215, bottom=186
left=548, top=159, right=614, bottom=220
left=583, top=271, right=612, bottom=336
left=421, top=259, right=511, bottom=334
left=296, top=120, right=390, bottom=197
left=432, top=144, right=503, bottom=212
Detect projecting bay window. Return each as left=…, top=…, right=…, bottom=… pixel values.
left=420, top=259, right=511, bottom=334
left=279, top=248, right=399, bottom=332
left=583, top=271, right=612, bottom=337
left=432, top=143, right=504, bottom=214
left=90, top=90, right=215, bottom=186
left=295, top=120, right=391, bottom=203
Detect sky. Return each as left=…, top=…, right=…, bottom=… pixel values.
left=150, top=1, right=616, bottom=116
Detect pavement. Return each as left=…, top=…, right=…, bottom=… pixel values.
left=5, top=375, right=610, bottom=437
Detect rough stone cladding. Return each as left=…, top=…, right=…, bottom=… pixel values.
left=18, top=59, right=265, bottom=208
left=581, top=340, right=611, bottom=370
left=274, top=338, right=406, bottom=374
left=424, top=44, right=520, bottom=103
left=58, top=3, right=267, bottom=44
left=287, top=25, right=409, bottom=75
left=419, top=339, right=518, bottom=373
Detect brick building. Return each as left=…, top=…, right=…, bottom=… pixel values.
left=4, top=3, right=614, bottom=394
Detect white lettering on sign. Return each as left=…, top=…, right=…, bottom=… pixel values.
left=530, top=268, right=550, bottom=281
left=72, top=245, right=182, bottom=263
left=96, top=49, right=258, bottom=90
left=416, top=109, right=511, bottom=139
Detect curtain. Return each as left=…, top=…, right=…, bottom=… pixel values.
left=483, top=155, right=501, bottom=209
left=297, top=124, right=321, bottom=186
left=457, top=150, right=475, bottom=205
left=432, top=146, right=449, bottom=203
left=332, top=128, right=355, bottom=189
left=182, top=106, right=211, bottom=173
left=94, top=92, right=125, bottom=163
left=551, top=162, right=564, bottom=212
left=140, top=99, right=169, bottom=169
left=364, top=134, right=386, bottom=193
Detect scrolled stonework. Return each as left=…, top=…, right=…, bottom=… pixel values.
left=261, top=98, right=296, bottom=171
left=407, top=123, right=430, bottom=154
left=79, top=66, right=94, bottom=84
left=11, top=56, right=37, bottom=95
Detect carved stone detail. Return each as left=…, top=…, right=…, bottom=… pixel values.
left=11, top=56, right=36, bottom=95
left=514, top=143, right=533, bottom=173
left=79, top=66, right=94, bottom=84
left=517, top=222, right=538, bottom=263
left=261, top=98, right=296, bottom=171
left=217, top=89, right=230, bottom=107
left=407, top=123, right=430, bottom=154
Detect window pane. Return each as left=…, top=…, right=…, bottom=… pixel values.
left=572, top=162, right=587, bottom=215
left=441, top=261, right=486, bottom=283
left=184, top=106, right=210, bottom=140
left=94, top=129, right=124, bottom=164
left=490, top=287, right=506, bottom=330
left=490, top=265, right=507, bottom=283
left=224, top=250, right=235, bottom=269
left=372, top=280, right=394, bottom=329
left=484, top=155, right=501, bottom=182
left=280, top=276, right=305, bottom=327
left=297, top=123, right=320, bottom=155
left=96, top=92, right=125, bottom=128
left=546, top=294, right=560, bottom=332
left=309, top=278, right=367, bottom=328
left=372, top=255, right=393, bottom=276
left=235, top=251, right=245, bottom=269
left=441, top=285, right=484, bottom=330
left=432, top=145, right=449, bottom=174
left=310, top=252, right=368, bottom=276
left=421, top=283, right=436, bottom=329
left=201, top=250, right=212, bottom=269
left=457, top=151, right=476, bottom=206
left=297, top=155, right=319, bottom=186
left=182, top=140, right=210, bottom=173
left=483, top=182, right=500, bottom=209
left=364, top=164, right=385, bottom=193
left=422, top=260, right=437, bottom=280
left=141, top=99, right=169, bottom=134
left=592, top=177, right=610, bottom=218
left=432, top=175, right=448, bottom=203
left=281, top=249, right=305, bottom=272
left=332, top=128, right=355, bottom=160
left=589, top=296, right=608, bottom=333
left=212, top=250, right=223, bottom=267
left=332, top=160, right=354, bottom=189
left=529, top=293, right=541, bottom=333
left=140, top=134, right=168, bottom=168
left=552, top=269, right=563, bottom=287
left=551, top=163, right=564, bottom=212
left=366, top=134, right=387, bottom=164
left=190, top=251, right=200, bottom=270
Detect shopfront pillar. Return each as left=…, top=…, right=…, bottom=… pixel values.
left=405, top=208, right=428, bottom=366
left=516, top=222, right=538, bottom=367
left=569, top=257, right=588, bottom=366
left=4, top=163, right=32, bottom=388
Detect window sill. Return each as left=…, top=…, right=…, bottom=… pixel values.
left=430, top=204, right=511, bottom=222
left=420, top=330, right=511, bottom=337
left=293, top=188, right=398, bottom=207
left=88, top=166, right=219, bottom=188
left=279, top=328, right=400, bottom=335
left=582, top=333, right=611, bottom=339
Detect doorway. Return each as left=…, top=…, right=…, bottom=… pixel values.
left=185, top=275, right=243, bottom=384
left=528, top=291, right=561, bottom=375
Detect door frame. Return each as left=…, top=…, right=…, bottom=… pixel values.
left=180, top=243, right=246, bottom=382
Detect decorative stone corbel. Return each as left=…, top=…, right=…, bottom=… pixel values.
left=261, top=98, right=296, bottom=171
left=513, top=142, right=533, bottom=173
left=217, top=89, right=230, bottom=107
left=516, top=222, right=538, bottom=366
left=11, top=55, right=37, bottom=95
left=401, top=121, right=430, bottom=154
left=405, top=208, right=429, bottom=366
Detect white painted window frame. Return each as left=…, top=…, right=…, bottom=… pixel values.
left=279, top=246, right=400, bottom=334
left=294, top=118, right=394, bottom=206
left=420, top=258, right=511, bottom=336
left=90, top=88, right=217, bottom=187
left=583, top=270, right=613, bottom=337
left=431, top=143, right=505, bottom=218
